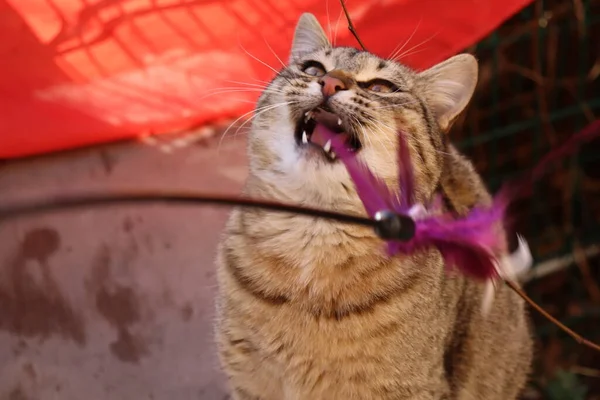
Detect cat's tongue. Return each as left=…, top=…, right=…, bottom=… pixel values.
left=311, top=123, right=338, bottom=147
left=312, top=123, right=352, bottom=160
left=311, top=108, right=347, bottom=146
left=312, top=122, right=351, bottom=148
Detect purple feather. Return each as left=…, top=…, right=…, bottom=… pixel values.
left=396, top=129, right=415, bottom=209
left=320, top=126, right=509, bottom=281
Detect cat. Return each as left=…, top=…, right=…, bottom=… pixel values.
left=214, top=13, right=533, bottom=400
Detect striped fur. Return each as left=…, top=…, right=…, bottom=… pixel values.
left=215, top=13, right=533, bottom=400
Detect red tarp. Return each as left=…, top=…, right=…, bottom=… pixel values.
left=0, top=0, right=531, bottom=159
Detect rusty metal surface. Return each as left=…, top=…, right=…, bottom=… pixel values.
left=0, top=135, right=247, bottom=399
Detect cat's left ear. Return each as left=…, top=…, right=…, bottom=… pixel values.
left=418, top=54, right=478, bottom=132
left=290, top=13, right=331, bottom=63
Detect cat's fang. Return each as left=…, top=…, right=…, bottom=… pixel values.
left=325, top=150, right=337, bottom=160
left=323, top=140, right=332, bottom=152
left=302, top=131, right=309, bottom=144
left=337, top=118, right=342, bottom=126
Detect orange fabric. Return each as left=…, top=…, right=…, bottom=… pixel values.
left=0, top=0, right=531, bottom=159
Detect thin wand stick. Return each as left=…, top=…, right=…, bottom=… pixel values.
left=340, top=0, right=367, bottom=50
left=504, top=279, right=600, bottom=352
left=0, top=192, right=375, bottom=228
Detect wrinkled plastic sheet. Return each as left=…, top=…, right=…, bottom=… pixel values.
left=0, top=0, right=532, bottom=159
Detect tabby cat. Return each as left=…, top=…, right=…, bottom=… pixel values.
left=215, top=13, right=533, bottom=400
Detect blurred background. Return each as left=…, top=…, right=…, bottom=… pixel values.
left=0, top=0, right=598, bottom=398
left=454, top=1, right=600, bottom=398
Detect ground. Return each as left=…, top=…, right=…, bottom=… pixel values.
left=0, top=132, right=242, bottom=399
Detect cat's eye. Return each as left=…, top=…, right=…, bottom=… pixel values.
left=301, top=61, right=326, bottom=77
left=363, top=79, right=398, bottom=94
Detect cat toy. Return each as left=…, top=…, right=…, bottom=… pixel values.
left=316, top=123, right=512, bottom=282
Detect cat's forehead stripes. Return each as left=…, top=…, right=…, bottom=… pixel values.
left=305, top=47, right=413, bottom=85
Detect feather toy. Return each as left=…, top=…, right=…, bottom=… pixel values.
left=315, top=123, right=519, bottom=281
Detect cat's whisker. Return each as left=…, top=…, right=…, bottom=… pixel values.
left=374, top=120, right=408, bottom=151
left=195, top=90, right=272, bottom=104
left=238, top=43, right=282, bottom=77
left=200, top=88, right=278, bottom=97
left=200, top=87, right=260, bottom=95
left=223, top=80, right=271, bottom=89
left=369, top=118, right=453, bottom=166
left=357, top=113, right=398, bottom=148
left=232, top=101, right=298, bottom=140
left=263, top=37, right=286, bottom=69
left=207, top=82, right=285, bottom=93
left=198, top=88, right=285, bottom=101
left=221, top=98, right=262, bottom=105
left=395, top=47, right=432, bottom=62
left=394, top=31, right=441, bottom=61
left=365, top=121, right=396, bottom=161
left=348, top=114, right=379, bottom=155
left=238, top=43, right=295, bottom=87
left=388, top=17, right=422, bottom=60
left=326, top=0, right=334, bottom=43
left=369, top=119, right=396, bottom=143
left=217, top=101, right=297, bottom=153
left=250, top=78, right=273, bottom=85
left=368, top=100, right=421, bottom=111
left=364, top=126, right=386, bottom=153
left=213, top=84, right=285, bottom=95
left=226, top=101, right=295, bottom=134
left=372, top=99, right=420, bottom=108
left=332, top=8, right=344, bottom=47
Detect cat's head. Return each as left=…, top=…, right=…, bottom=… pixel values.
left=247, top=13, right=478, bottom=211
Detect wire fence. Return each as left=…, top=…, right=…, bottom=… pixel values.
left=453, top=0, right=600, bottom=397
left=454, top=0, right=600, bottom=265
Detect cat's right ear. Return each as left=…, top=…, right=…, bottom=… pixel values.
left=418, top=54, right=478, bottom=132
left=289, top=13, right=331, bottom=63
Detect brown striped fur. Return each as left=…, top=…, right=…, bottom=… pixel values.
left=215, top=13, right=533, bottom=400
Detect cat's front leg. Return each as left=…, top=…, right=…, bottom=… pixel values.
left=217, top=326, right=284, bottom=400
left=223, top=363, right=283, bottom=400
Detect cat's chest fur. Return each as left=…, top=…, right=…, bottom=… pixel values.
left=233, top=209, right=452, bottom=310
left=232, top=284, right=455, bottom=399
left=216, top=210, right=462, bottom=399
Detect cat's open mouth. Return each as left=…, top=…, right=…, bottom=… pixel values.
left=294, top=106, right=362, bottom=161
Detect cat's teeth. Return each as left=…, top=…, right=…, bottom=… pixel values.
left=302, top=131, right=308, bottom=144
left=337, top=118, right=342, bottom=126
left=323, top=140, right=332, bottom=152
left=305, top=111, right=313, bottom=121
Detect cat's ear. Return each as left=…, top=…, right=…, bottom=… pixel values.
left=419, top=54, right=478, bottom=132
left=290, top=13, right=331, bottom=63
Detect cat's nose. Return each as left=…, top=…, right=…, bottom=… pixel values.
left=319, top=74, right=349, bottom=97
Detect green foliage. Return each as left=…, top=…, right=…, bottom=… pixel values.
left=543, top=370, right=588, bottom=400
